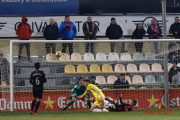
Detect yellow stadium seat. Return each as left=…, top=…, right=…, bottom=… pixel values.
left=102, top=64, right=115, bottom=74
left=65, top=65, right=77, bottom=74
left=59, top=53, right=71, bottom=62
left=132, top=75, right=145, bottom=84
left=152, top=63, right=164, bottom=72
left=114, top=64, right=126, bottom=73
left=107, top=75, right=117, bottom=84
left=96, top=76, right=107, bottom=84
left=77, top=64, right=89, bottom=74
left=90, top=64, right=102, bottom=73
left=46, top=53, right=59, bottom=63
left=71, top=53, right=84, bottom=62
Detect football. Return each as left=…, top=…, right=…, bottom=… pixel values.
left=55, top=51, right=62, bottom=58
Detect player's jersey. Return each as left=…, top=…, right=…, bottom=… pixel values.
left=110, top=96, right=133, bottom=112
left=82, top=84, right=104, bottom=98
left=71, top=84, right=90, bottom=97
left=30, top=70, right=47, bottom=89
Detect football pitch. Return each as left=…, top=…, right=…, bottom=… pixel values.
left=0, top=109, right=180, bottom=120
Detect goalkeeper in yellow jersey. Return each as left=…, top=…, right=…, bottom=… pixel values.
left=77, top=79, right=115, bottom=112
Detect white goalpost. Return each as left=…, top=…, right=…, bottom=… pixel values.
left=8, top=39, right=179, bottom=111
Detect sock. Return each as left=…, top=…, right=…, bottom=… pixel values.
left=31, top=100, right=36, bottom=112
left=92, top=109, right=103, bottom=112
left=64, top=101, right=74, bottom=110
left=104, top=100, right=112, bottom=107
left=34, top=101, right=40, bottom=113
left=86, top=100, right=91, bottom=109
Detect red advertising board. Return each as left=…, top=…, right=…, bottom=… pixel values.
left=0, top=89, right=180, bottom=111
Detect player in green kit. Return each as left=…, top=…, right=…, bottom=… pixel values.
left=62, top=77, right=91, bottom=110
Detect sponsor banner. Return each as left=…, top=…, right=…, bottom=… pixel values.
left=0, top=0, right=78, bottom=15
left=0, top=89, right=180, bottom=111
left=0, top=15, right=178, bottom=37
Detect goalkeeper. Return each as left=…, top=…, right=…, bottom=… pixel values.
left=62, top=77, right=91, bottom=110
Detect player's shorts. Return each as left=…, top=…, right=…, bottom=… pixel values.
left=73, top=95, right=89, bottom=101
left=33, top=87, right=43, bottom=99
left=94, top=93, right=105, bottom=107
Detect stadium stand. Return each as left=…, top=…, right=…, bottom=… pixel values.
left=114, top=64, right=127, bottom=73
left=132, top=75, right=144, bottom=84
left=120, top=52, right=133, bottom=61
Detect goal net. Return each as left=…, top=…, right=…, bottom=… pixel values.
left=1, top=39, right=180, bottom=111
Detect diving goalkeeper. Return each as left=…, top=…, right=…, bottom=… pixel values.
left=77, top=79, right=115, bottom=112
left=62, top=77, right=91, bottom=110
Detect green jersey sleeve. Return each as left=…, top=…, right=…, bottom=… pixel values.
left=71, top=84, right=78, bottom=96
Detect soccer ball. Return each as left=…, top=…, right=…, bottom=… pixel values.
left=55, top=51, right=61, bottom=58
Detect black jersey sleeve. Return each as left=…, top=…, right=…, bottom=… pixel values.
left=42, top=71, right=47, bottom=83
left=30, top=72, right=33, bottom=85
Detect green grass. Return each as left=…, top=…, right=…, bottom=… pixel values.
left=0, top=109, right=180, bottom=120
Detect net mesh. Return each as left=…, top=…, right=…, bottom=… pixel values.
left=1, top=39, right=180, bottom=111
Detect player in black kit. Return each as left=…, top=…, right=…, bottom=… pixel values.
left=30, top=62, right=47, bottom=115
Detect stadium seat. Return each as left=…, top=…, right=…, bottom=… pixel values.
left=145, top=75, right=157, bottom=83
left=156, top=75, right=164, bottom=83
left=71, top=53, right=84, bottom=62
left=77, top=64, right=89, bottom=74
left=84, top=53, right=95, bottom=61
left=125, top=76, right=132, bottom=84
left=96, top=53, right=107, bottom=61
left=1, top=81, right=7, bottom=86
left=46, top=53, right=59, bottom=62
left=151, top=63, right=164, bottom=72
left=168, top=63, right=173, bottom=71
left=90, top=64, right=102, bottom=73
left=133, top=52, right=144, bottom=60
left=59, top=53, right=71, bottom=62
left=120, top=52, right=133, bottom=61
left=102, top=64, right=115, bottom=73
left=132, top=75, right=144, bottom=84
left=3, top=54, right=10, bottom=62
left=139, top=63, right=152, bottom=73
left=108, top=52, right=120, bottom=61
left=177, top=63, right=180, bottom=67
left=114, top=64, right=126, bottom=73
left=107, top=75, right=117, bottom=84
left=145, top=52, right=156, bottom=59
left=96, top=76, right=107, bottom=84
left=127, top=64, right=139, bottom=73
left=65, top=65, right=77, bottom=74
